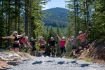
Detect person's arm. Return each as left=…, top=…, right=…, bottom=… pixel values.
left=2, top=36, right=8, bottom=39
left=66, top=36, right=71, bottom=41
left=65, top=41, right=68, bottom=47
left=44, top=40, right=47, bottom=45
left=2, top=35, right=15, bottom=39
left=85, top=32, right=88, bottom=38
left=27, top=41, right=32, bottom=48
left=56, top=34, right=61, bottom=40
left=18, top=33, right=25, bottom=38
left=24, top=38, right=32, bottom=48
left=65, top=37, right=71, bottom=47
left=84, top=30, right=89, bottom=37
left=77, top=35, right=79, bottom=40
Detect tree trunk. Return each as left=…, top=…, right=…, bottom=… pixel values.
left=25, top=0, right=29, bottom=36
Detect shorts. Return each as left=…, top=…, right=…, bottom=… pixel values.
left=40, top=45, right=45, bottom=50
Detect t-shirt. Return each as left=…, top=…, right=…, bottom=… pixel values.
left=19, top=37, right=28, bottom=44
left=59, top=40, right=66, bottom=47
left=14, top=36, right=20, bottom=44
left=39, top=39, right=46, bottom=46
left=77, top=33, right=87, bottom=42
left=49, top=40, right=56, bottom=46
left=70, top=38, right=77, bottom=46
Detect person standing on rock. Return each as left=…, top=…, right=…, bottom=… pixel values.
left=39, top=36, right=46, bottom=51
left=19, top=36, right=31, bottom=48
left=29, top=37, right=37, bottom=55
left=69, top=36, right=77, bottom=57
left=38, top=36, right=46, bottom=55
left=2, top=31, right=25, bottom=52
left=57, top=34, right=69, bottom=57
left=30, top=37, right=36, bottom=51
left=48, top=37, right=57, bottom=57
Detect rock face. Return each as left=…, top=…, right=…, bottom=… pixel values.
left=0, top=51, right=34, bottom=69
left=0, top=52, right=21, bottom=61
left=94, top=39, right=105, bottom=61
left=78, top=40, right=105, bottom=64
left=0, top=61, right=11, bottom=69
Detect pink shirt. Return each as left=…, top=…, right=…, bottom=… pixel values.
left=59, top=40, right=66, bottom=47
left=77, top=33, right=87, bottom=42
left=39, top=39, right=46, bottom=46
left=19, top=37, right=27, bottom=44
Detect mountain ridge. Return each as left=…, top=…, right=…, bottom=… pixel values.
left=42, top=7, right=69, bottom=27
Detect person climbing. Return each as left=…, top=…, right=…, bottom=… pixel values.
left=77, top=31, right=88, bottom=49
left=48, top=37, right=57, bottom=57
left=2, top=31, right=25, bottom=52
left=57, top=34, right=69, bottom=57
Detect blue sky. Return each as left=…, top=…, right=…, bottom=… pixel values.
left=43, top=0, right=66, bottom=10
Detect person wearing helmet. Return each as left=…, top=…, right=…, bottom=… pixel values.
left=69, top=36, right=77, bottom=57
left=79, top=31, right=83, bottom=34
left=69, top=36, right=77, bottom=49
left=77, top=31, right=88, bottom=49
left=30, top=37, right=36, bottom=51
left=48, top=37, right=57, bottom=57
left=29, top=37, right=36, bottom=55
left=57, top=34, right=69, bottom=57
left=38, top=36, right=46, bottom=51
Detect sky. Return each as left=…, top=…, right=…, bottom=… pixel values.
left=43, top=0, right=66, bottom=10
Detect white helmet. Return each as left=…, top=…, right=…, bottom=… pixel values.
left=31, top=37, right=34, bottom=40
left=71, top=36, right=74, bottom=38
left=51, top=37, right=54, bottom=39
left=39, top=36, right=43, bottom=39
left=13, top=31, right=18, bottom=34
left=25, top=36, right=28, bottom=39
left=62, top=36, right=66, bottom=39
left=79, top=31, right=83, bottom=34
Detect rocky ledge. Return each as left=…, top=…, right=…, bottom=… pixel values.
left=0, top=51, right=34, bottom=69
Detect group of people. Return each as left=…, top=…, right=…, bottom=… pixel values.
left=70, top=31, right=88, bottom=57
left=1, top=30, right=89, bottom=57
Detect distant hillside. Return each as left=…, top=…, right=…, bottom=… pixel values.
left=42, top=7, right=69, bottom=27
